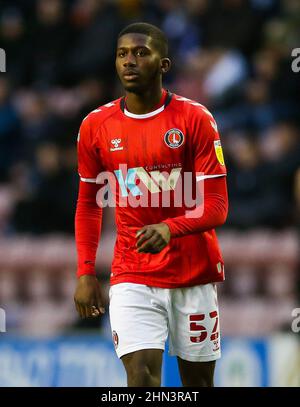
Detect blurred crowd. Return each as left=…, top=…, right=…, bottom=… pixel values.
left=0, top=0, right=300, bottom=235
left=0, top=0, right=300, bottom=336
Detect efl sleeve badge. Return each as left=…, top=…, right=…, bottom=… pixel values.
left=214, top=140, right=225, bottom=166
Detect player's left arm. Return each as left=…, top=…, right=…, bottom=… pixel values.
left=136, top=109, right=228, bottom=253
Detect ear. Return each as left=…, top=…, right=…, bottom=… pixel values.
left=161, top=58, right=171, bottom=74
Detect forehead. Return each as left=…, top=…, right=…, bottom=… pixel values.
left=117, top=33, right=153, bottom=49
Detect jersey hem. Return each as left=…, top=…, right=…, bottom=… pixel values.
left=110, top=275, right=224, bottom=289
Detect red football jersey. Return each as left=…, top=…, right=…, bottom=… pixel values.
left=77, top=90, right=227, bottom=288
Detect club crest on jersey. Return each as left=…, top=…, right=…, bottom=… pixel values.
left=110, top=138, right=123, bottom=152
left=112, top=330, right=119, bottom=348
left=164, top=128, right=184, bottom=149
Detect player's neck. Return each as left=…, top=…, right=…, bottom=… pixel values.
left=124, top=86, right=165, bottom=115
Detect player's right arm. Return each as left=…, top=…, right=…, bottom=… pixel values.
left=74, top=115, right=105, bottom=318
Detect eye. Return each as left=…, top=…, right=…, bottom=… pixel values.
left=136, top=49, right=146, bottom=56
left=118, top=51, right=126, bottom=58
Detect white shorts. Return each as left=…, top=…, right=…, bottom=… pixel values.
left=109, top=282, right=221, bottom=362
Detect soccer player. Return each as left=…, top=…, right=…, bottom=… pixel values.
left=74, top=22, right=228, bottom=387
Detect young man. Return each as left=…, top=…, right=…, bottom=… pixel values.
left=74, top=22, right=228, bottom=387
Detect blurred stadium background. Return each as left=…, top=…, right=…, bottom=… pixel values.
left=0, top=0, right=299, bottom=386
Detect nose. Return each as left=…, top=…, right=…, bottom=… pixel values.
left=123, top=52, right=137, bottom=67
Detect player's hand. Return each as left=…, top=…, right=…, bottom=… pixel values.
left=74, top=275, right=105, bottom=318
left=136, top=223, right=171, bottom=254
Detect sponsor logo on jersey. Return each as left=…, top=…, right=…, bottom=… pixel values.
left=164, top=128, right=184, bottom=148
left=213, top=339, right=220, bottom=351
left=214, top=140, right=225, bottom=166
left=112, top=330, right=119, bottom=348
left=110, top=138, right=123, bottom=151
left=114, top=166, right=182, bottom=197
left=95, top=164, right=204, bottom=211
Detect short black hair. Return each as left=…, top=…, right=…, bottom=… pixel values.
left=118, top=22, right=168, bottom=58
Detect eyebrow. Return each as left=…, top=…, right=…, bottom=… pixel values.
left=116, top=45, right=151, bottom=51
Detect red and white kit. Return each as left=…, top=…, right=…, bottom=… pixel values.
left=75, top=89, right=228, bottom=360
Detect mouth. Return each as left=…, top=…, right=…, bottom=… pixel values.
left=123, top=71, right=139, bottom=81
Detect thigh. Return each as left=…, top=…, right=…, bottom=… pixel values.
left=168, top=283, right=221, bottom=363
left=109, top=283, right=169, bottom=359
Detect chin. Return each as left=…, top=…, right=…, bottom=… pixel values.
left=123, top=84, right=143, bottom=93
left=122, top=80, right=147, bottom=94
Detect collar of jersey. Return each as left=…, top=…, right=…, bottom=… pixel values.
left=124, top=104, right=165, bottom=119
left=121, top=90, right=173, bottom=119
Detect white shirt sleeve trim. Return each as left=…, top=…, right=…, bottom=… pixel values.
left=196, top=174, right=226, bottom=181
left=80, top=177, right=97, bottom=183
